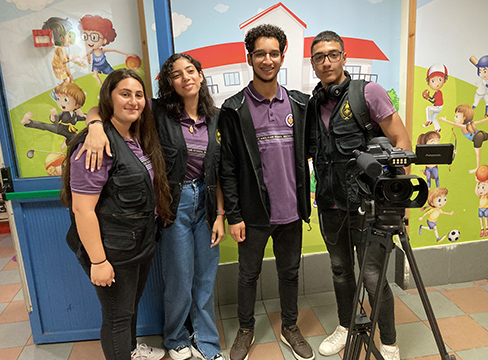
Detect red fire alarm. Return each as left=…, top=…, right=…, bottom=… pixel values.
left=32, top=29, right=54, bottom=47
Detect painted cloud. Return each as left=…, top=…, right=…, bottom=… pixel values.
left=172, top=12, right=192, bottom=38
left=6, top=0, right=54, bottom=11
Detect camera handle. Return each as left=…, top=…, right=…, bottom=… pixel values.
left=343, top=215, right=456, bottom=360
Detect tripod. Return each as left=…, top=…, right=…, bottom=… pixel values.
left=343, top=209, right=456, bottom=360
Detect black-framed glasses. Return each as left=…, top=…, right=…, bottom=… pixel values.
left=250, top=50, right=282, bottom=60
left=311, top=51, right=343, bottom=65
left=82, top=32, right=104, bottom=42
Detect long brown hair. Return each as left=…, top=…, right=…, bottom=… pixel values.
left=456, top=104, right=475, bottom=135
left=60, top=69, right=173, bottom=222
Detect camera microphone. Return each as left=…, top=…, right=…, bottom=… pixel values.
left=353, top=150, right=383, bottom=178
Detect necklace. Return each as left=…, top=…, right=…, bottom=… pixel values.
left=189, top=125, right=194, bottom=134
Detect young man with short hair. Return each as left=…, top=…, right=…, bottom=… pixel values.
left=306, top=30, right=411, bottom=360
left=218, top=24, right=314, bottom=360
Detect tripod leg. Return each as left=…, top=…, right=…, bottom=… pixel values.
left=398, top=229, right=456, bottom=360
left=364, top=230, right=393, bottom=360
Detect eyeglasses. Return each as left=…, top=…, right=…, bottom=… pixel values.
left=82, top=32, right=104, bottom=42
left=311, top=51, right=343, bottom=65
left=250, top=51, right=282, bottom=60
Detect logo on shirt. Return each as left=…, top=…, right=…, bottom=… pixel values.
left=285, top=114, right=294, bottom=127
left=340, top=100, right=353, bottom=121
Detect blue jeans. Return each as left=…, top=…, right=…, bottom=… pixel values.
left=319, top=209, right=396, bottom=345
left=91, top=262, right=152, bottom=360
left=237, top=220, right=302, bottom=329
left=160, top=179, right=220, bottom=359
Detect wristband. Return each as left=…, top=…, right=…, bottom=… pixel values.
left=91, top=258, right=107, bottom=265
left=216, top=210, right=225, bottom=216
left=87, top=119, right=103, bottom=129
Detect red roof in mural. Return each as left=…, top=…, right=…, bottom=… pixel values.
left=185, top=37, right=388, bottom=70
left=239, top=2, right=307, bottom=29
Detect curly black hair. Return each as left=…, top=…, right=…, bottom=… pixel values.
left=311, top=30, right=344, bottom=54
left=157, top=53, right=215, bottom=120
left=244, top=24, right=287, bottom=54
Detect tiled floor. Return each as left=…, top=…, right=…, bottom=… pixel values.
left=1, top=230, right=488, bottom=360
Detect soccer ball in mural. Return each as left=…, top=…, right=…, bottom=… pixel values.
left=447, top=229, right=460, bottom=242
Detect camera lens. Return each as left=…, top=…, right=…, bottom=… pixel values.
left=383, top=179, right=412, bottom=202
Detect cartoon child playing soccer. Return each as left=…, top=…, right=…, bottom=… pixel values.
left=439, top=104, right=488, bottom=173
left=419, top=187, right=454, bottom=242
left=21, top=82, right=86, bottom=149
left=78, top=14, right=135, bottom=86
left=422, top=64, right=448, bottom=132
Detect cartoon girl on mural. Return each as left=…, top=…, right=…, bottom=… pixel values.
left=439, top=104, right=488, bottom=173
left=78, top=15, right=134, bottom=86
left=422, top=63, right=448, bottom=132
left=419, top=187, right=454, bottom=242
left=470, top=55, right=488, bottom=118
left=475, top=165, right=488, bottom=238
left=417, top=131, right=441, bottom=190
left=42, top=17, right=86, bottom=83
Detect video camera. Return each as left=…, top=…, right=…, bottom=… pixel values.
left=352, top=137, right=454, bottom=214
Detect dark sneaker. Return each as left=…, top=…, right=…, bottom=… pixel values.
left=230, top=328, right=254, bottom=360
left=281, top=325, right=315, bottom=360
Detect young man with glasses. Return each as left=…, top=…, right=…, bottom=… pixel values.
left=218, top=24, right=314, bottom=360
left=306, top=31, right=410, bottom=360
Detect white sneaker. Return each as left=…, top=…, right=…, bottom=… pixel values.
left=131, top=343, right=166, bottom=360
left=318, top=325, right=348, bottom=356
left=191, top=345, right=224, bottom=360
left=380, top=343, right=400, bottom=360
left=168, top=345, right=192, bottom=360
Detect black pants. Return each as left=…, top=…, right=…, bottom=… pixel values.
left=319, top=209, right=396, bottom=345
left=88, top=262, right=152, bottom=360
left=237, top=219, right=302, bottom=329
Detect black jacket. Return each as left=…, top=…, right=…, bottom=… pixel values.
left=152, top=98, right=220, bottom=229
left=218, top=87, right=311, bottom=226
left=66, top=122, right=158, bottom=268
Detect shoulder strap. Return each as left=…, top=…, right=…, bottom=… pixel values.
left=348, top=79, right=375, bottom=140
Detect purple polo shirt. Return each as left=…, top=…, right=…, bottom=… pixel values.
left=320, top=82, right=395, bottom=130
left=70, top=135, right=154, bottom=194
left=180, top=112, right=208, bottom=180
left=244, top=82, right=299, bottom=225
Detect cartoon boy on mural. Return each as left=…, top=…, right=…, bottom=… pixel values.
left=422, top=63, right=448, bottom=132
left=21, top=82, right=86, bottom=149
left=419, top=187, right=454, bottom=242
left=475, top=165, right=488, bottom=238
left=470, top=55, right=488, bottom=118
left=42, top=17, right=86, bottom=83
left=417, top=131, right=441, bottom=190
left=439, top=104, right=488, bottom=173
left=78, top=14, right=135, bottom=86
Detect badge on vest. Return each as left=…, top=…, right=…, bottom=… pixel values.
left=285, top=114, right=294, bottom=127
left=340, top=100, right=353, bottom=121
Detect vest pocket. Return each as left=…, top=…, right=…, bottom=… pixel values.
left=334, top=134, right=365, bottom=156
left=113, top=173, right=146, bottom=208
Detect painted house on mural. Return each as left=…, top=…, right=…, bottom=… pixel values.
left=186, top=3, right=389, bottom=107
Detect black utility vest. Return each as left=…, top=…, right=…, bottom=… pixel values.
left=66, top=123, right=157, bottom=268
left=313, top=89, right=369, bottom=211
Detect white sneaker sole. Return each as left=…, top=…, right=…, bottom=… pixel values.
left=280, top=334, right=315, bottom=360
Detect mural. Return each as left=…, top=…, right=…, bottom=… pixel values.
left=410, top=0, right=488, bottom=248
left=169, top=0, right=402, bottom=260
left=0, top=0, right=145, bottom=178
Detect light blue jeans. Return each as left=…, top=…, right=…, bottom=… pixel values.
left=160, top=178, right=220, bottom=359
